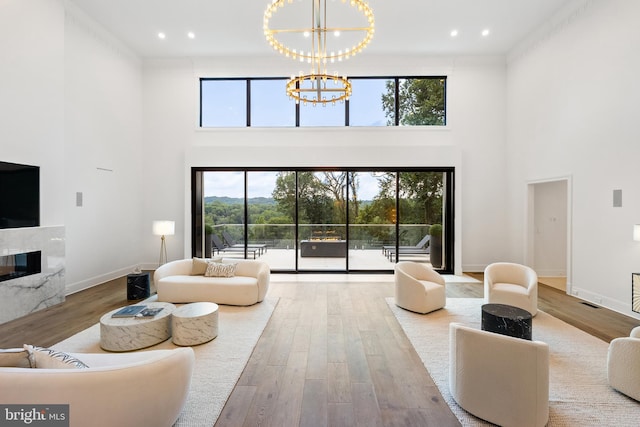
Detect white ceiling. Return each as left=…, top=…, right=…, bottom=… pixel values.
left=69, top=0, right=575, bottom=58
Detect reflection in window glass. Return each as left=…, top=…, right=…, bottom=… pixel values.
left=250, top=80, right=296, bottom=127
left=201, top=80, right=246, bottom=127
left=300, top=102, right=345, bottom=126
left=398, top=78, right=446, bottom=126
left=349, top=79, right=392, bottom=126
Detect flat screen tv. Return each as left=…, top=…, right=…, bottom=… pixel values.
left=0, top=161, right=40, bottom=229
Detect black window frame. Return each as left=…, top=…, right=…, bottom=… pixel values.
left=199, top=76, right=447, bottom=128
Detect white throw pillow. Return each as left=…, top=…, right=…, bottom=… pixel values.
left=205, top=262, right=237, bottom=278
left=191, top=257, right=223, bottom=275
left=23, top=345, right=89, bottom=369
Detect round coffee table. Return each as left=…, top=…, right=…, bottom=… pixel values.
left=171, top=302, right=219, bottom=346
left=100, top=302, right=176, bottom=351
left=481, top=303, right=533, bottom=340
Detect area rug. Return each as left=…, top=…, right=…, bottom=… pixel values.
left=52, top=297, right=279, bottom=427
left=386, top=297, right=640, bottom=426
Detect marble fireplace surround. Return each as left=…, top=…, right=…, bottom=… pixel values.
left=0, top=226, right=65, bottom=324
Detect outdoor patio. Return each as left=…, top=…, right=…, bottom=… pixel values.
left=215, top=246, right=433, bottom=271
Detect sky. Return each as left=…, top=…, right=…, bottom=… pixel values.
left=204, top=171, right=382, bottom=200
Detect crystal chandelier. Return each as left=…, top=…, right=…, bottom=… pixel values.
left=264, top=0, right=375, bottom=106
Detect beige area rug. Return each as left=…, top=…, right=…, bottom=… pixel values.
left=386, top=297, right=640, bottom=426
left=52, top=297, right=279, bottom=427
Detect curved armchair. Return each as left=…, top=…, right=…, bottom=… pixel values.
left=484, top=262, right=538, bottom=316
left=449, top=323, right=549, bottom=427
left=607, top=326, right=640, bottom=401
left=394, top=261, right=445, bottom=314
left=0, top=347, right=195, bottom=427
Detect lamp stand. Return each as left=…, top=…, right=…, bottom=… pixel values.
left=158, top=235, right=168, bottom=266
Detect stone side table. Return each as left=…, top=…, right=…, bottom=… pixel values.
left=481, top=303, right=533, bottom=340
left=100, top=302, right=176, bottom=351
left=171, top=302, right=219, bottom=346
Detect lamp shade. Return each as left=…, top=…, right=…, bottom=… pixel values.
left=153, top=220, right=175, bottom=236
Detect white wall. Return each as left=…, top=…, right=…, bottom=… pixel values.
left=507, top=0, right=640, bottom=318
left=64, top=4, right=144, bottom=292
left=0, top=0, right=65, bottom=226
left=0, top=1, right=145, bottom=296
left=141, top=55, right=510, bottom=275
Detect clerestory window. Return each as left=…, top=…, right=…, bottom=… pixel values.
left=199, top=76, right=446, bottom=128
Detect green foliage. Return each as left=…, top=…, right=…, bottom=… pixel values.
left=381, top=78, right=446, bottom=126
left=429, top=224, right=442, bottom=237
left=204, top=170, right=444, bottom=247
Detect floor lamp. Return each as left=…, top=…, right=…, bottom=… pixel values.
left=153, top=220, right=175, bottom=266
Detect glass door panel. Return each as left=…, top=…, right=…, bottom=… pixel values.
left=203, top=171, right=247, bottom=259
left=194, top=168, right=453, bottom=273
left=395, top=171, right=444, bottom=266
left=297, top=171, right=347, bottom=271
left=247, top=171, right=295, bottom=270
left=348, top=171, right=396, bottom=270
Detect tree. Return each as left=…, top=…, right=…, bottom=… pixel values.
left=375, top=171, right=443, bottom=225
left=272, top=172, right=334, bottom=225
left=381, top=78, right=446, bottom=126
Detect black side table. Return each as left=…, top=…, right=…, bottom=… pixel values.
left=127, top=272, right=150, bottom=300
left=481, top=303, right=533, bottom=340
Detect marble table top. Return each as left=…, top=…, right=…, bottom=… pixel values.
left=172, top=302, right=219, bottom=346
left=100, top=302, right=176, bottom=351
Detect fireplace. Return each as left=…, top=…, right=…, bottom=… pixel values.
left=0, top=225, right=65, bottom=324
left=0, top=251, right=41, bottom=282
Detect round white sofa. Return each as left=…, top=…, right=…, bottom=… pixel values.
left=154, top=258, right=270, bottom=306
left=0, top=347, right=194, bottom=427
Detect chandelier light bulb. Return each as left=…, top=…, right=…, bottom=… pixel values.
left=265, top=0, right=373, bottom=106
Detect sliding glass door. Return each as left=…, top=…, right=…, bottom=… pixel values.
left=297, top=171, right=347, bottom=271
left=192, top=168, right=454, bottom=273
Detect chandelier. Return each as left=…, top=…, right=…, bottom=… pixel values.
left=264, top=0, right=375, bottom=106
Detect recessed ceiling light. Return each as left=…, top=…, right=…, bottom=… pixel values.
left=187, top=32, right=195, bottom=39
left=158, top=32, right=166, bottom=40
left=334, top=30, right=340, bottom=37
left=450, top=29, right=458, bottom=37
left=482, top=29, right=490, bottom=37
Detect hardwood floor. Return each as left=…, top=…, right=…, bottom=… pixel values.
left=216, top=277, right=460, bottom=427
left=1, top=272, right=639, bottom=427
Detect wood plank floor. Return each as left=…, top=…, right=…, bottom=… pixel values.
left=1, top=272, right=639, bottom=427
left=216, top=278, right=460, bottom=427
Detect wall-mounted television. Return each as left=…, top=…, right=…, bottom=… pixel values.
left=0, top=161, right=40, bottom=229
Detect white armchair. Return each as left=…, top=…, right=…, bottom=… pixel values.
left=394, top=261, right=445, bottom=314
left=449, top=323, right=550, bottom=427
left=484, top=262, right=538, bottom=316
left=607, top=326, right=640, bottom=401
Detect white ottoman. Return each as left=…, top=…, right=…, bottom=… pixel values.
left=171, top=302, right=219, bottom=346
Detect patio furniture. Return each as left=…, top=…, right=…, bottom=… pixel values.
left=300, top=239, right=347, bottom=257
left=383, top=234, right=430, bottom=258
left=211, top=234, right=259, bottom=259
left=222, top=230, right=267, bottom=255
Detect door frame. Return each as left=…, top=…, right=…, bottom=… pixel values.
left=526, top=175, right=572, bottom=295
